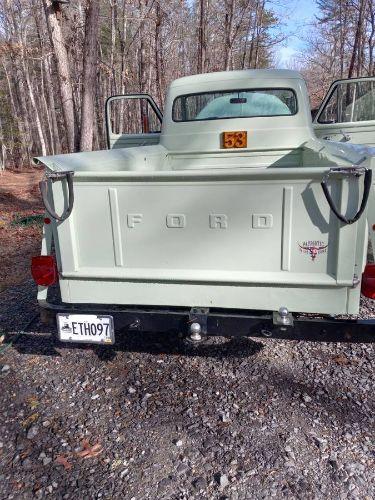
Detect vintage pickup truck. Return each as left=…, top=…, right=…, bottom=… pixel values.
left=32, top=70, right=375, bottom=345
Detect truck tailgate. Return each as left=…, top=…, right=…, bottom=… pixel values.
left=47, top=168, right=366, bottom=314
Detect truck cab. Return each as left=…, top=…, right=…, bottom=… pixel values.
left=106, top=74, right=375, bottom=152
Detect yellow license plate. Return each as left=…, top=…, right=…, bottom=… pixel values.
left=222, top=131, right=247, bottom=149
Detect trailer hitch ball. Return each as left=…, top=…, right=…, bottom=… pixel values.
left=189, top=322, right=202, bottom=342
left=279, top=307, right=289, bottom=324
left=273, top=306, right=294, bottom=327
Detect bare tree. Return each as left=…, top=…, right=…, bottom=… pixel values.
left=348, top=0, right=366, bottom=78
left=300, top=0, right=375, bottom=105
left=43, top=0, right=77, bottom=152
left=80, top=0, right=100, bottom=151
left=0, top=0, right=290, bottom=167
left=197, top=0, right=209, bottom=73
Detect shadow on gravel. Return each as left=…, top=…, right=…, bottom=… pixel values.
left=5, top=330, right=373, bottom=431
left=6, top=327, right=264, bottom=360
left=4, top=328, right=373, bottom=430
left=4, top=333, right=62, bottom=357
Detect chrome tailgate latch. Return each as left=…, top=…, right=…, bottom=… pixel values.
left=321, top=166, right=372, bottom=225
left=39, top=169, right=75, bottom=222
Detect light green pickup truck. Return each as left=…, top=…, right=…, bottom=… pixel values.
left=32, top=70, right=375, bottom=345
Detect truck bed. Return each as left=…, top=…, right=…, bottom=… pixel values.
left=38, top=158, right=369, bottom=315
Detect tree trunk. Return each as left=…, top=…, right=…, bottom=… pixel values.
left=32, top=0, right=61, bottom=154
left=80, top=0, right=100, bottom=151
left=248, top=0, right=260, bottom=68
left=223, top=0, right=235, bottom=71
left=2, top=62, right=30, bottom=166
left=369, top=2, right=375, bottom=74
left=253, top=1, right=265, bottom=68
left=155, top=3, right=163, bottom=105
left=22, top=59, right=48, bottom=157
left=44, top=56, right=62, bottom=154
left=348, top=0, right=365, bottom=78
left=198, top=0, right=209, bottom=73
left=0, top=115, right=5, bottom=171
left=43, top=0, right=76, bottom=152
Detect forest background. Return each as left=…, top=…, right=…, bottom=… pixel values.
left=0, top=0, right=374, bottom=169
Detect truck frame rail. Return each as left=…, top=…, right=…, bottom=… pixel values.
left=40, top=300, right=375, bottom=344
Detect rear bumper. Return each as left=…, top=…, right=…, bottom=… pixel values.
left=39, top=299, right=375, bottom=343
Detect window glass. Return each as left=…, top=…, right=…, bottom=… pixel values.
left=318, top=81, right=375, bottom=124
left=109, top=98, right=161, bottom=135
left=353, top=81, right=375, bottom=121
left=173, top=89, right=297, bottom=122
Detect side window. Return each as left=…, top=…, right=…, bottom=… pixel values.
left=353, top=81, right=375, bottom=121
left=318, top=81, right=375, bottom=124
left=318, top=86, right=339, bottom=123
left=108, top=97, right=161, bottom=135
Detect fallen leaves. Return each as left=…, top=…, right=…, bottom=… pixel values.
left=55, top=455, right=72, bottom=471
left=12, top=481, right=24, bottom=491
left=55, top=440, right=103, bottom=471
left=26, top=396, right=39, bottom=410
left=21, top=413, right=39, bottom=428
left=0, top=170, right=44, bottom=288
left=111, top=458, right=123, bottom=470
left=76, top=439, right=103, bottom=459
left=27, top=357, right=41, bottom=366
left=20, top=449, right=32, bottom=460
left=332, top=355, right=350, bottom=366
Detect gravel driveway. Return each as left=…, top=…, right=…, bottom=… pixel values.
left=0, top=280, right=374, bottom=499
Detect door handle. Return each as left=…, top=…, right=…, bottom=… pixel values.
left=322, top=131, right=351, bottom=142
left=340, top=130, right=351, bottom=142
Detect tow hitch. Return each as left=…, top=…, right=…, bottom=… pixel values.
left=185, top=307, right=209, bottom=345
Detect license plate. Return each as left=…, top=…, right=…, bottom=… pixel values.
left=57, top=314, right=114, bottom=344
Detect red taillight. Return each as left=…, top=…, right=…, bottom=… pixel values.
left=31, top=256, right=58, bottom=286
left=361, top=264, right=375, bottom=299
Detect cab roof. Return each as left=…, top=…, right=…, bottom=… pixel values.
left=170, top=69, right=304, bottom=88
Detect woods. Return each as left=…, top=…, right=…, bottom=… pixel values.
left=0, top=0, right=374, bottom=169
left=301, top=0, right=375, bottom=106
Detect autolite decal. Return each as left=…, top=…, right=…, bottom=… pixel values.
left=298, top=240, right=328, bottom=261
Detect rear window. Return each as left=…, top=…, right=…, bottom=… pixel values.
left=172, top=88, right=297, bottom=122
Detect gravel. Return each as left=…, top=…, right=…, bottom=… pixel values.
left=26, top=426, right=40, bottom=440
left=0, top=280, right=374, bottom=499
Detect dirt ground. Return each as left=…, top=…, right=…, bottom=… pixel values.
left=0, top=169, right=44, bottom=291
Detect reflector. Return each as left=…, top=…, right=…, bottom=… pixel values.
left=31, top=256, right=57, bottom=286
left=361, top=264, right=375, bottom=299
